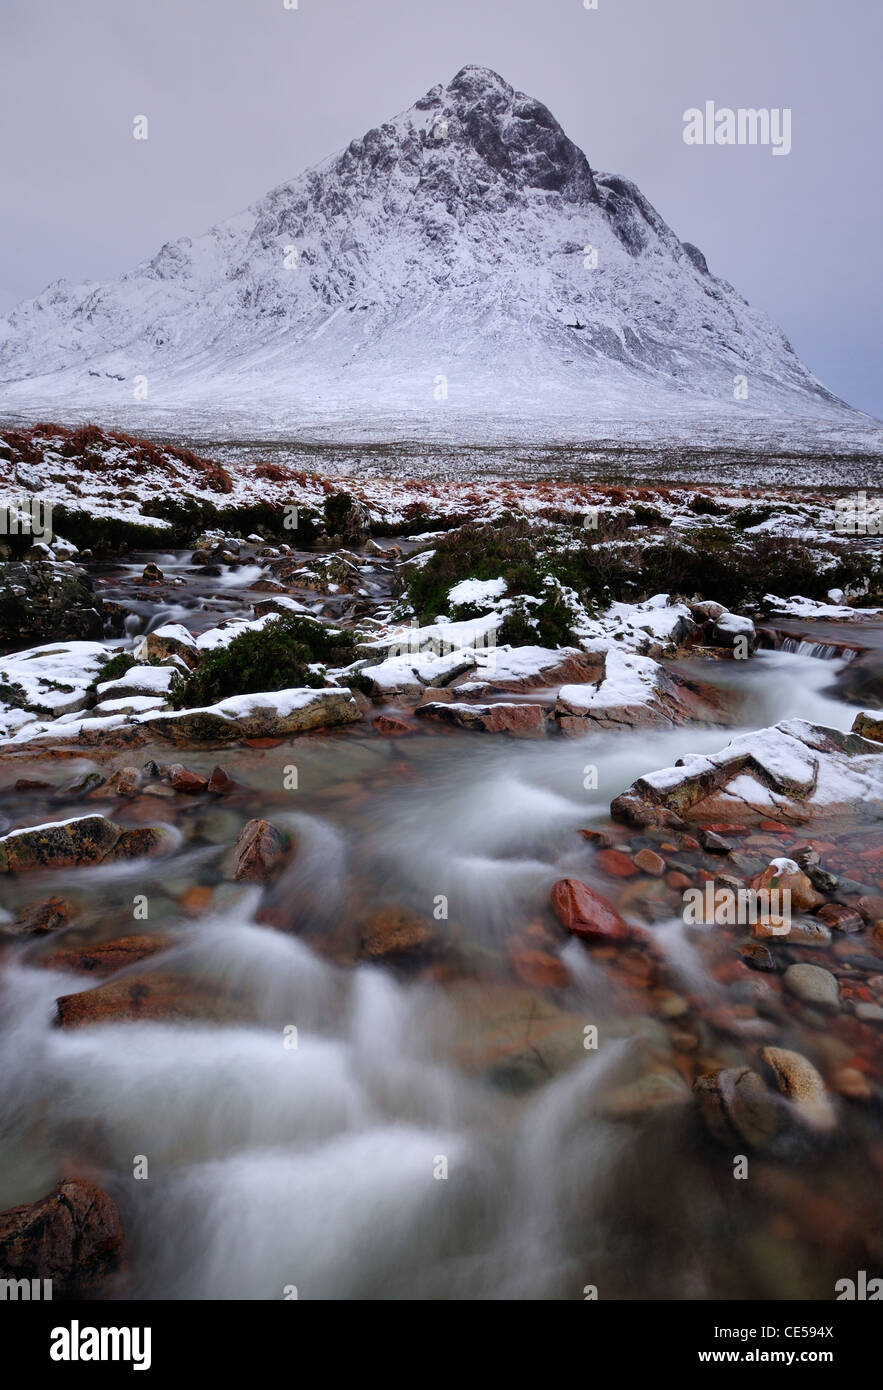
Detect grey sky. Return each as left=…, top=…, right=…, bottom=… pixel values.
left=2, top=0, right=880, bottom=418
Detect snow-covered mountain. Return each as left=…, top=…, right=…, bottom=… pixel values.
left=0, top=65, right=878, bottom=446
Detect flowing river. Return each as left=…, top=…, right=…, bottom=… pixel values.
left=1, top=551, right=881, bottom=1300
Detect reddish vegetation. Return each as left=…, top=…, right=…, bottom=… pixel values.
left=4, top=422, right=234, bottom=494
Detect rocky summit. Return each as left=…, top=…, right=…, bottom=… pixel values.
left=0, top=66, right=876, bottom=449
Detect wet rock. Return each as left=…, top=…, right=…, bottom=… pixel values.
left=169, top=763, right=208, bottom=794
left=415, top=701, right=545, bottom=737
left=853, top=711, right=883, bottom=744
left=207, top=765, right=236, bottom=794
left=372, top=713, right=415, bottom=737
left=132, top=623, right=199, bottom=670
left=40, top=934, right=170, bottom=975
left=550, top=878, right=629, bottom=941
left=633, top=847, right=665, bottom=876
left=108, top=826, right=177, bottom=861
left=611, top=719, right=883, bottom=829
left=0, top=1179, right=126, bottom=1298
left=598, top=1070, right=691, bottom=1121
left=138, top=688, right=360, bottom=744
left=750, top=858, right=825, bottom=912
left=358, top=906, right=435, bottom=960
left=107, top=766, right=142, bottom=797
left=506, top=944, right=571, bottom=989
left=55, top=973, right=238, bottom=1027
left=0, top=815, right=122, bottom=873
left=141, top=562, right=164, bottom=582
left=596, top=848, right=639, bottom=878
left=827, top=1064, right=872, bottom=1101
left=783, top=962, right=840, bottom=1010
left=555, top=648, right=730, bottom=733
left=6, top=896, right=72, bottom=937
left=0, top=561, right=108, bottom=645
left=816, top=903, right=864, bottom=934
left=436, top=979, right=587, bottom=1088
left=752, top=916, right=831, bottom=948
left=224, top=818, right=287, bottom=882
left=712, top=611, right=757, bottom=651
left=178, top=884, right=214, bottom=916
left=739, top=941, right=778, bottom=972
left=853, top=1001, right=883, bottom=1024
left=761, top=1046, right=837, bottom=1133
left=856, top=894, right=883, bottom=923
left=694, top=1066, right=780, bottom=1150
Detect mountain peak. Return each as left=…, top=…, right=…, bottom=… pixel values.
left=411, top=65, right=597, bottom=202
left=446, top=64, right=514, bottom=99
left=0, top=66, right=868, bottom=442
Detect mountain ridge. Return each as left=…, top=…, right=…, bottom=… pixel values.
left=1, top=64, right=878, bottom=446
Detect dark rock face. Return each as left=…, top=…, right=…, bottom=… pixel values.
left=0, top=1179, right=127, bottom=1299
left=0, top=561, right=107, bottom=647
left=442, top=65, right=598, bottom=202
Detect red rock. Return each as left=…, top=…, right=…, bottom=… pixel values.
left=507, top=945, right=571, bottom=989
left=359, top=906, right=434, bottom=959
left=760, top=820, right=792, bottom=833
left=702, top=823, right=751, bottom=837
left=373, top=714, right=414, bottom=737
left=665, top=870, right=692, bottom=891
left=55, top=973, right=237, bottom=1027
left=578, top=829, right=612, bottom=847
left=170, top=763, right=208, bottom=794
left=40, top=934, right=169, bottom=975
left=8, top=897, right=71, bottom=936
left=225, top=818, right=287, bottom=882
left=207, top=765, right=235, bottom=795
left=816, top=902, right=864, bottom=934
left=178, top=884, right=214, bottom=916
left=596, top=848, right=639, bottom=878
left=633, top=848, right=665, bottom=876
left=0, top=1179, right=127, bottom=1298
left=550, top=878, right=629, bottom=941
left=13, top=778, right=54, bottom=792
left=681, top=835, right=701, bottom=851
left=242, top=737, right=283, bottom=749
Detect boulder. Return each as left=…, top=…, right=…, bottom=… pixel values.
left=555, top=648, right=730, bottom=733
left=0, top=1179, right=126, bottom=1299
left=132, top=622, right=199, bottom=670
left=224, top=818, right=287, bottom=882
left=760, top=1046, right=837, bottom=1133
left=415, top=701, right=546, bottom=736
left=138, top=688, right=360, bottom=745
left=0, top=561, right=108, bottom=645
left=783, top=962, right=840, bottom=1010
left=550, top=878, right=629, bottom=941
left=5, top=896, right=72, bottom=937
left=39, top=934, right=170, bottom=975
left=358, top=906, right=435, bottom=959
left=0, top=816, right=174, bottom=874
left=55, top=973, right=238, bottom=1027
left=611, top=719, right=883, bottom=829
left=694, top=1067, right=779, bottom=1150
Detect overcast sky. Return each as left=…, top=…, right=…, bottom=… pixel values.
left=1, top=0, right=880, bottom=418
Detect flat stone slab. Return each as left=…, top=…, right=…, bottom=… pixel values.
left=611, top=717, right=883, bottom=828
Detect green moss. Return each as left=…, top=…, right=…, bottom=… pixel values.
left=89, top=652, right=136, bottom=688
left=169, top=614, right=355, bottom=709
